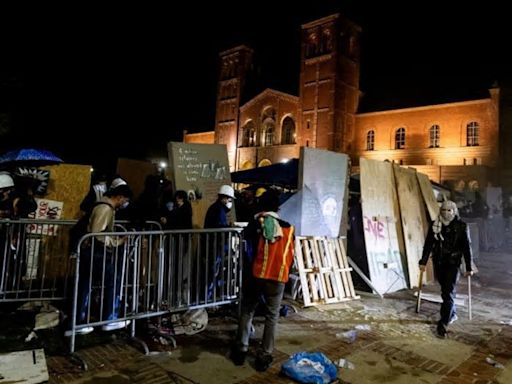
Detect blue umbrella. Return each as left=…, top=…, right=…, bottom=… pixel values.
left=0, top=148, right=63, bottom=164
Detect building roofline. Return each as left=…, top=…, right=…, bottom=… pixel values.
left=219, top=45, right=253, bottom=57
left=184, top=131, right=214, bottom=137
left=240, top=88, right=299, bottom=111
left=302, top=13, right=361, bottom=32
left=357, top=98, right=491, bottom=117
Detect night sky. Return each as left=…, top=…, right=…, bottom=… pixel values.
left=0, top=1, right=508, bottom=172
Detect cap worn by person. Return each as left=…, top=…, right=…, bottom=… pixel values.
left=0, top=173, right=14, bottom=189
left=218, top=185, right=235, bottom=199
left=255, top=187, right=267, bottom=198
left=110, top=177, right=127, bottom=189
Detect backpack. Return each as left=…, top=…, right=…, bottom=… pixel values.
left=69, top=201, right=113, bottom=253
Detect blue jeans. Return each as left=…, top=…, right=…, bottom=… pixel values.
left=77, top=245, right=124, bottom=323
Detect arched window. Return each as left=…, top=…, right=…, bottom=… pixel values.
left=466, top=121, right=479, bottom=146
left=263, top=125, right=274, bottom=146
left=261, top=107, right=276, bottom=147
left=281, top=116, right=296, bottom=144
left=429, top=124, right=440, bottom=148
left=258, top=159, right=272, bottom=167
left=395, top=127, right=405, bottom=149
left=241, top=121, right=255, bottom=147
left=366, top=130, right=375, bottom=151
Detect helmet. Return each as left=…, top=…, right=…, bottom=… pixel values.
left=110, top=177, right=127, bottom=189
left=255, top=187, right=267, bottom=198
left=218, top=184, right=235, bottom=199
left=0, top=173, right=14, bottom=189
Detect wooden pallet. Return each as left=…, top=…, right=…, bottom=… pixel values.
left=295, top=236, right=359, bottom=307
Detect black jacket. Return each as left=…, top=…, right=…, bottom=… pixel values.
left=420, top=218, right=472, bottom=272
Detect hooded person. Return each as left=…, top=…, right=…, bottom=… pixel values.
left=419, top=200, right=474, bottom=338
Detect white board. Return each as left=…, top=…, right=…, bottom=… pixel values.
left=360, top=158, right=407, bottom=295
left=168, top=142, right=233, bottom=228
left=297, top=147, right=350, bottom=237
left=0, top=349, right=48, bottom=383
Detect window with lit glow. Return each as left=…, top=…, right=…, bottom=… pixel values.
left=366, top=130, right=375, bottom=151
left=241, top=121, right=255, bottom=147
left=466, top=121, right=479, bottom=146
left=282, top=116, right=296, bottom=144
left=429, top=125, right=440, bottom=148
left=263, top=126, right=274, bottom=146
left=395, top=127, right=405, bottom=149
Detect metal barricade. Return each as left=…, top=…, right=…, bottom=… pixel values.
left=68, top=227, right=243, bottom=353
left=0, top=218, right=77, bottom=302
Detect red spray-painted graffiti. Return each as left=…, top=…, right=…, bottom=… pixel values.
left=364, top=216, right=385, bottom=241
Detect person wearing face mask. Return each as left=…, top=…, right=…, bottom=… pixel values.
left=419, top=200, right=474, bottom=339
left=67, top=184, right=133, bottom=336
left=204, top=184, right=235, bottom=229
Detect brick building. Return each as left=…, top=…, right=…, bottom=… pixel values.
left=184, top=13, right=502, bottom=189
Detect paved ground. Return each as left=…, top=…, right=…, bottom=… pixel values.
left=2, top=250, right=512, bottom=383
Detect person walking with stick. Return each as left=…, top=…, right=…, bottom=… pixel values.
left=419, top=200, right=474, bottom=338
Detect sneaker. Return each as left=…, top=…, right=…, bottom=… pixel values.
left=64, top=326, right=94, bottom=337
left=101, top=320, right=131, bottom=331
left=449, top=314, right=458, bottom=325
left=436, top=323, right=447, bottom=339
left=230, top=347, right=247, bottom=366
left=255, top=353, right=273, bottom=372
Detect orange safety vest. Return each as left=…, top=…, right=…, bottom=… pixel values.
left=252, top=225, right=295, bottom=283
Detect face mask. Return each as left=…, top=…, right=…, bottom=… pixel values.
left=440, top=208, right=455, bottom=222
left=166, top=201, right=174, bottom=211
left=225, top=201, right=233, bottom=210
left=119, top=201, right=130, bottom=210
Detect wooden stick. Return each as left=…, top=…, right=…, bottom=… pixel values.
left=416, top=269, right=424, bottom=313
left=468, top=275, right=472, bottom=321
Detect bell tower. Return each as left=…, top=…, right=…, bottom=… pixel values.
left=299, top=14, right=361, bottom=153
left=214, top=45, right=253, bottom=170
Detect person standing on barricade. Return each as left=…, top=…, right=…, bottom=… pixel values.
left=419, top=200, right=474, bottom=339
left=231, top=190, right=295, bottom=372
left=67, top=183, right=133, bottom=336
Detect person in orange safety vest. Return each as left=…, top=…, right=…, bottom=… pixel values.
left=230, top=190, right=294, bottom=372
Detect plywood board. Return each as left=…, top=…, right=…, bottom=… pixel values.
left=116, top=158, right=158, bottom=200
left=41, top=164, right=91, bottom=220
left=393, top=165, right=429, bottom=288
left=416, top=172, right=439, bottom=221
left=297, top=147, right=350, bottom=237
left=167, top=142, right=233, bottom=228
left=359, top=158, right=407, bottom=295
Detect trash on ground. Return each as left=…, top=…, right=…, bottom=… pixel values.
left=355, top=324, right=371, bottom=331
left=337, top=358, right=355, bottom=370
left=485, top=356, right=505, bottom=369
left=336, top=330, right=357, bottom=343
left=281, top=352, right=338, bottom=384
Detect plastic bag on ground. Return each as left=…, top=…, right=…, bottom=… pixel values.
left=281, top=352, right=338, bottom=384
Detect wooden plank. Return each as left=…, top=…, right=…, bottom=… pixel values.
left=336, top=238, right=360, bottom=299
left=310, top=238, right=331, bottom=302
left=393, top=165, right=430, bottom=289
left=330, top=238, right=351, bottom=298
left=360, top=158, right=407, bottom=295
left=323, top=237, right=347, bottom=300
left=294, top=238, right=313, bottom=307
left=417, top=172, right=439, bottom=221
left=302, top=238, right=320, bottom=303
